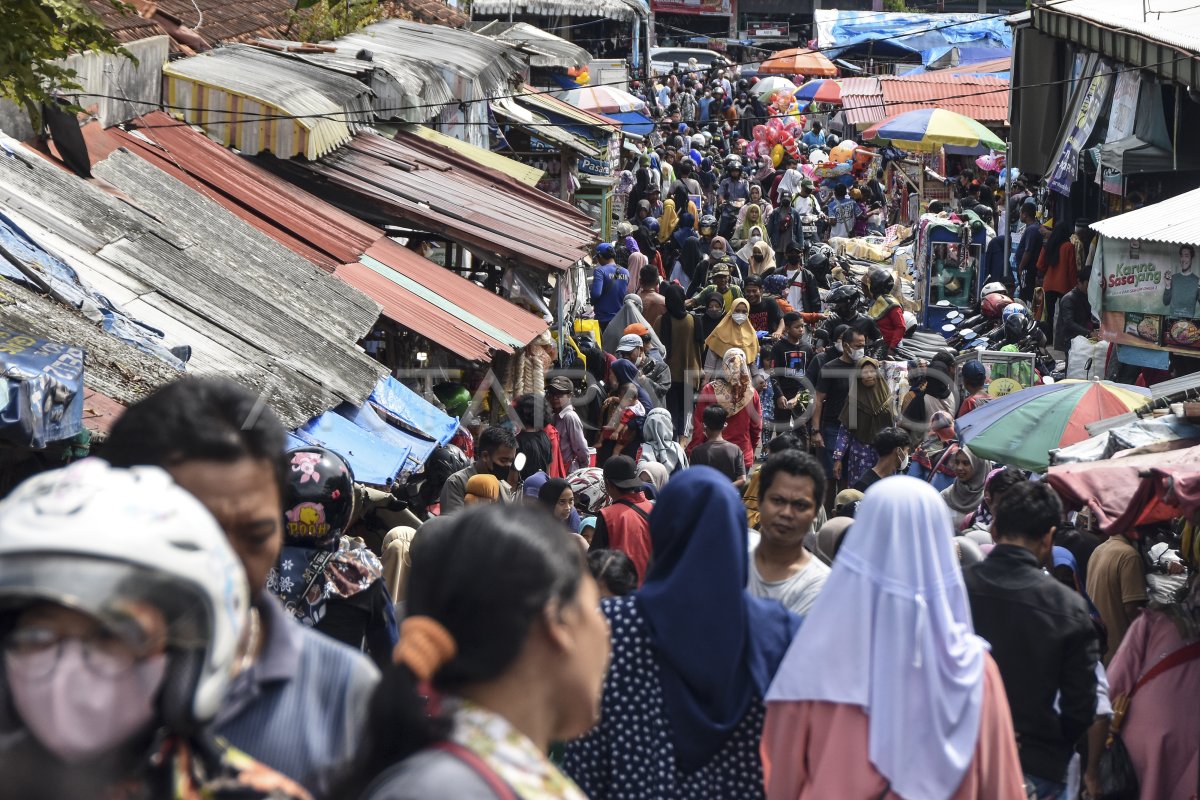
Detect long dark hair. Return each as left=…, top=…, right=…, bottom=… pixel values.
left=337, top=504, right=586, bottom=795
left=1043, top=221, right=1072, bottom=266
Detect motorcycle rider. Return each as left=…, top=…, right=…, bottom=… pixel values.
left=767, top=191, right=803, bottom=258
left=864, top=267, right=906, bottom=357
left=819, top=282, right=881, bottom=345
left=717, top=157, right=750, bottom=239
left=791, top=179, right=825, bottom=245
left=269, top=447, right=397, bottom=669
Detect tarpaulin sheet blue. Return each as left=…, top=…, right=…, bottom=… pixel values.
left=368, top=375, right=457, bottom=445
left=294, top=411, right=410, bottom=486
left=340, top=401, right=438, bottom=475
left=0, top=213, right=186, bottom=370
left=606, top=111, right=656, bottom=138
left=819, top=11, right=1011, bottom=62
left=0, top=328, right=83, bottom=448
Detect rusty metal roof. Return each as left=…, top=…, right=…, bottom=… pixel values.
left=382, top=0, right=467, bottom=27
left=841, top=74, right=1008, bottom=127
left=273, top=130, right=596, bottom=272
left=107, top=115, right=548, bottom=361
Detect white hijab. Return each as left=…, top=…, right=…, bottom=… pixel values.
left=765, top=476, right=987, bottom=800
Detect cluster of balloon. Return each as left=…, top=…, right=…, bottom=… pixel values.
left=567, top=65, right=590, bottom=86
left=975, top=151, right=1005, bottom=173
left=746, top=113, right=808, bottom=166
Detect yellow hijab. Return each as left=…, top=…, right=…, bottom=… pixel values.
left=705, top=297, right=759, bottom=364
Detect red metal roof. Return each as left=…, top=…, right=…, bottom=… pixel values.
left=82, top=389, right=125, bottom=436
left=98, top=114, right=547, bottom=361
left=840, top=74, right=1008, bottom=127
left=279, top=130, right=596, bottom=272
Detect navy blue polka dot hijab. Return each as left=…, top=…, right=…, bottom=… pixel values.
left=637, top=466, right=800, bottom=772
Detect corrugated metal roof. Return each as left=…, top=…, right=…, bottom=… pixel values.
left=384, top=0, right=468, bottom=27
left=406, top=124, right=545, bottom=185
left=841, top=74, right=1008, bottom=127
left=1033, top=0, right=1200, bottom=60
left=491, top=97, right=605, bottom=157
left=82, top=389, right=125, bottom=437
left=164, top=44, right=376, bottom=159
left=106, top=114, right=550, bottom=361
left=251, top=39, right=454, bottom=124
left=1089, top=187, right=1200, bottom=245
left=475, top=21, right=592, bottom=69
left=274, top=130, right=595, bottom=272
left=0, top=134, right=386, bottom=428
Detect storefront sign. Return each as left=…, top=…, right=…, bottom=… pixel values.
left=651, top=0, right=731, bottom=15
left=1048, top=61, right=1113, bottom=197
left=747, top=23, right=789, bottom=38
left=1099, top=237, right=1200, bottom=318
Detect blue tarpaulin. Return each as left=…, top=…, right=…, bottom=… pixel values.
left=341, top=401, right=439, bottom=475
left=0, top=213, right=186, bottom=370
left=0, top=328, right=84, bottom=448
left=294, top=411, right=410, bottom=486
left=368, top=375, right=457, bottom=446
left=817, top=11, right=1011, bottom=64
left=605, top=111, right=656, bottom=137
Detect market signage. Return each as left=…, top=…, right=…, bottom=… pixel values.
left=1098, top=238, right=1200, bottom=354
left=651, top=0, right=732, bottom=15
left=1048, top=61, right=1113, bottom=197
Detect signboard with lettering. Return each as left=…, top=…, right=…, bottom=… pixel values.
left=1097, top=237, right=1200, bottom=356
left=651, top=0, right=731, bottom=15
left=1048, top=60, right=1112, bottom=196
left=0, top=329, right=84, bottom=448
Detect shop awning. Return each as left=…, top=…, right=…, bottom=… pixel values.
left=367, top=374, right=458, bottom=446
left=1089, top=186, right=1200, bottom=246
left=1099, top=135, right=1177, bottom=176
left=103, top=115, right=549, bottom=362
left=405, top=124, right=544, bottom=185
left=272, top=130, right=596, bottom=272
left=491, top=96, right=605, bottom=157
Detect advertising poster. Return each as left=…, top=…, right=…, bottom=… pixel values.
left=1048, top=60, right=1113, bottom=196
left=651, top=0, right=731, bottom=14
left=1099, top=237, right=1200, bottom=318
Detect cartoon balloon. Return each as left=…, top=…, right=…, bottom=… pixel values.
left=771, top=144, right=785, bottom=167
left=690, top=148, right=702, bottom=165
left=753, top=125, right=768, bottom=143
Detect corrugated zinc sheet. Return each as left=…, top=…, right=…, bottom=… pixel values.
left=407, top=125, right=544, bottom=186
left=106, top=115, right=550, bottom=361
left=1032, top=0, right=1200, bottom=65
left=1090, top=188, right=1200, bottom=245
left=472, top=0, right=638, bottom=20
left=0, top=136, right=384, bottom=427
left=274, top=130, right=595, bottom=272
left=164, top=44, right=375, bottom=159
left=476, top=21, right=592, bottom=69
left=843, top=74, right=1008, bottom=127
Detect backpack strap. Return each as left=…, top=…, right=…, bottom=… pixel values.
left=614, top=498, right=652, bottom=522
left=430, top=741, right=519, bottom=800
left=1110, top=638, right=1200, bottom=740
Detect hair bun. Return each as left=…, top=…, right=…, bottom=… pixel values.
left=393, top=616, right=457, bottom=682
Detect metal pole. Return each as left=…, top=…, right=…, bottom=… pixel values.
left=1003, top=138, right=1013, bottom=286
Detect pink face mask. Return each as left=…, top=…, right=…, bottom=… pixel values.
left=6, top=639, right=166, bottom=763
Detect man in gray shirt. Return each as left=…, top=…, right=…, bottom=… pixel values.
left=548, top=376, right=590, bottom=472
left=439, top=426, right=518, bottom=514
left=747, top=449, right=830, bottom=615
left=1163, top=244, right=1200, bottom=317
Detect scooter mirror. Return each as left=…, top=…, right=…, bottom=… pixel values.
left=962, top=330, right=977, bottom=340
left=513, top=452, right=527, bottom=473
left=942, top=323, right=957, bottom=333
left=1042, top=376, right=1055, bottom=385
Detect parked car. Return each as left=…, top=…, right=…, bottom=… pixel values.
left=650, top=47, right=722, bottom=76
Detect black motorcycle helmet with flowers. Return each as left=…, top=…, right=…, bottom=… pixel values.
left=283, top=446, right=355, bottom=551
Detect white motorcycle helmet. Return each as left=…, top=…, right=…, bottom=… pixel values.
left=980, top=281, right=1007, bottom=297
left=0, top=459, right=249, bottom=734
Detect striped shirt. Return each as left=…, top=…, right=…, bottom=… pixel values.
left=213, top=593, right=380, bottom=798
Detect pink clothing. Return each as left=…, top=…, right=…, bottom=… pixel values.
left=762, top=656, right=1026, bottom=800
left=687, top=387, right=763, bottom=470
left=1107, top=611, right=1200, bottom=800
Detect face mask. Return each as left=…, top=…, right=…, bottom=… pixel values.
left=898, top=452, right=911, bottom=472
left=849, top=348, right=865, bottom=361
left=491, top=462, right=512, bottom=481
left=6, top=642, right=166, bottom=764
left=732, top=313, right=748, bottom=325
left=706, top=308, right=724, bottom=319
left=753, top=254, right=764, bottom=262
left=711, top=250, right=725, bottom=259
left=750, top=234, right=762, bottom=245
left=834, top=341, right=844, bottom=354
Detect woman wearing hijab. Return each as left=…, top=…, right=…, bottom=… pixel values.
left=655, top=285, right=700, bottom=436
left=762, top=477, right=1026, bottom=800
left=736, top=184, right=773, bottom=231
left=563, top=467, right=799, bottom=799
left=900, top=354, right=957, bottom=445
left=638, top=407, right=689, bottom=475
left=596, top=358, right=651, bottom=467
left=603, top=294, right=651, bottom=355
left=527, top=471, right=584, bottom=533
left=941, top=446, right=993, bottom=529
left=732, top=205, right=766, bottom=252
left=637, top=460, right=671, bottom=495
left=744, top=237, right=776, bottom=277
left=703, top=296, right=759, bottom=374
left=688, top=348, right=763, bottom=472
left=831, top=358, right=894, bottom=488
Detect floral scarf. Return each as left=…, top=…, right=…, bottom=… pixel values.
left=267, top=539, right=383, bottom=628
left=453, top=700, right=588, bottom=800
left=710, top=347, right=754, bottom=415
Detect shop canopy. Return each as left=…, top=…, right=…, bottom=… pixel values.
left=814, top=9, right=1011, bottom=63
left=274, top=130, right=595, bottom=273
left=1090, top=185, right=1200, bottom=246
left=101, top=116, right=550, bottom=362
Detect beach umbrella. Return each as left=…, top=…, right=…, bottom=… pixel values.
left=862, top=108, right=1004, bottom=153
left=557, top=85, right=646, bottom=115
left=955, top=379, right=1151, bottom=471
left=758, top=48, right=838, bottom=77
left=750, top=76, right=798, bottom=101
left=794, top=79, right=843, bottom=106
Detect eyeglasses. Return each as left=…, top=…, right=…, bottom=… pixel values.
left=3, top=626, right=141, bottom=678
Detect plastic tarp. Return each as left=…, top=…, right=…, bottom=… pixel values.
left=340, top=400, right=438, bottom=475
left=293, top=410, right=410, bottom=487
left=0, top=212, right=186, bottom=370
left=1046, top=444, right=1200, bottom=537
left=815, top=10, right=1011, bottom=63
left=606, top=111, right=656, bottom=137
left=368, top=375, right=457, bottom=446
left=0, top=329, right=84, bottom=448
left=1051, top=414, right=1200, bottom=465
